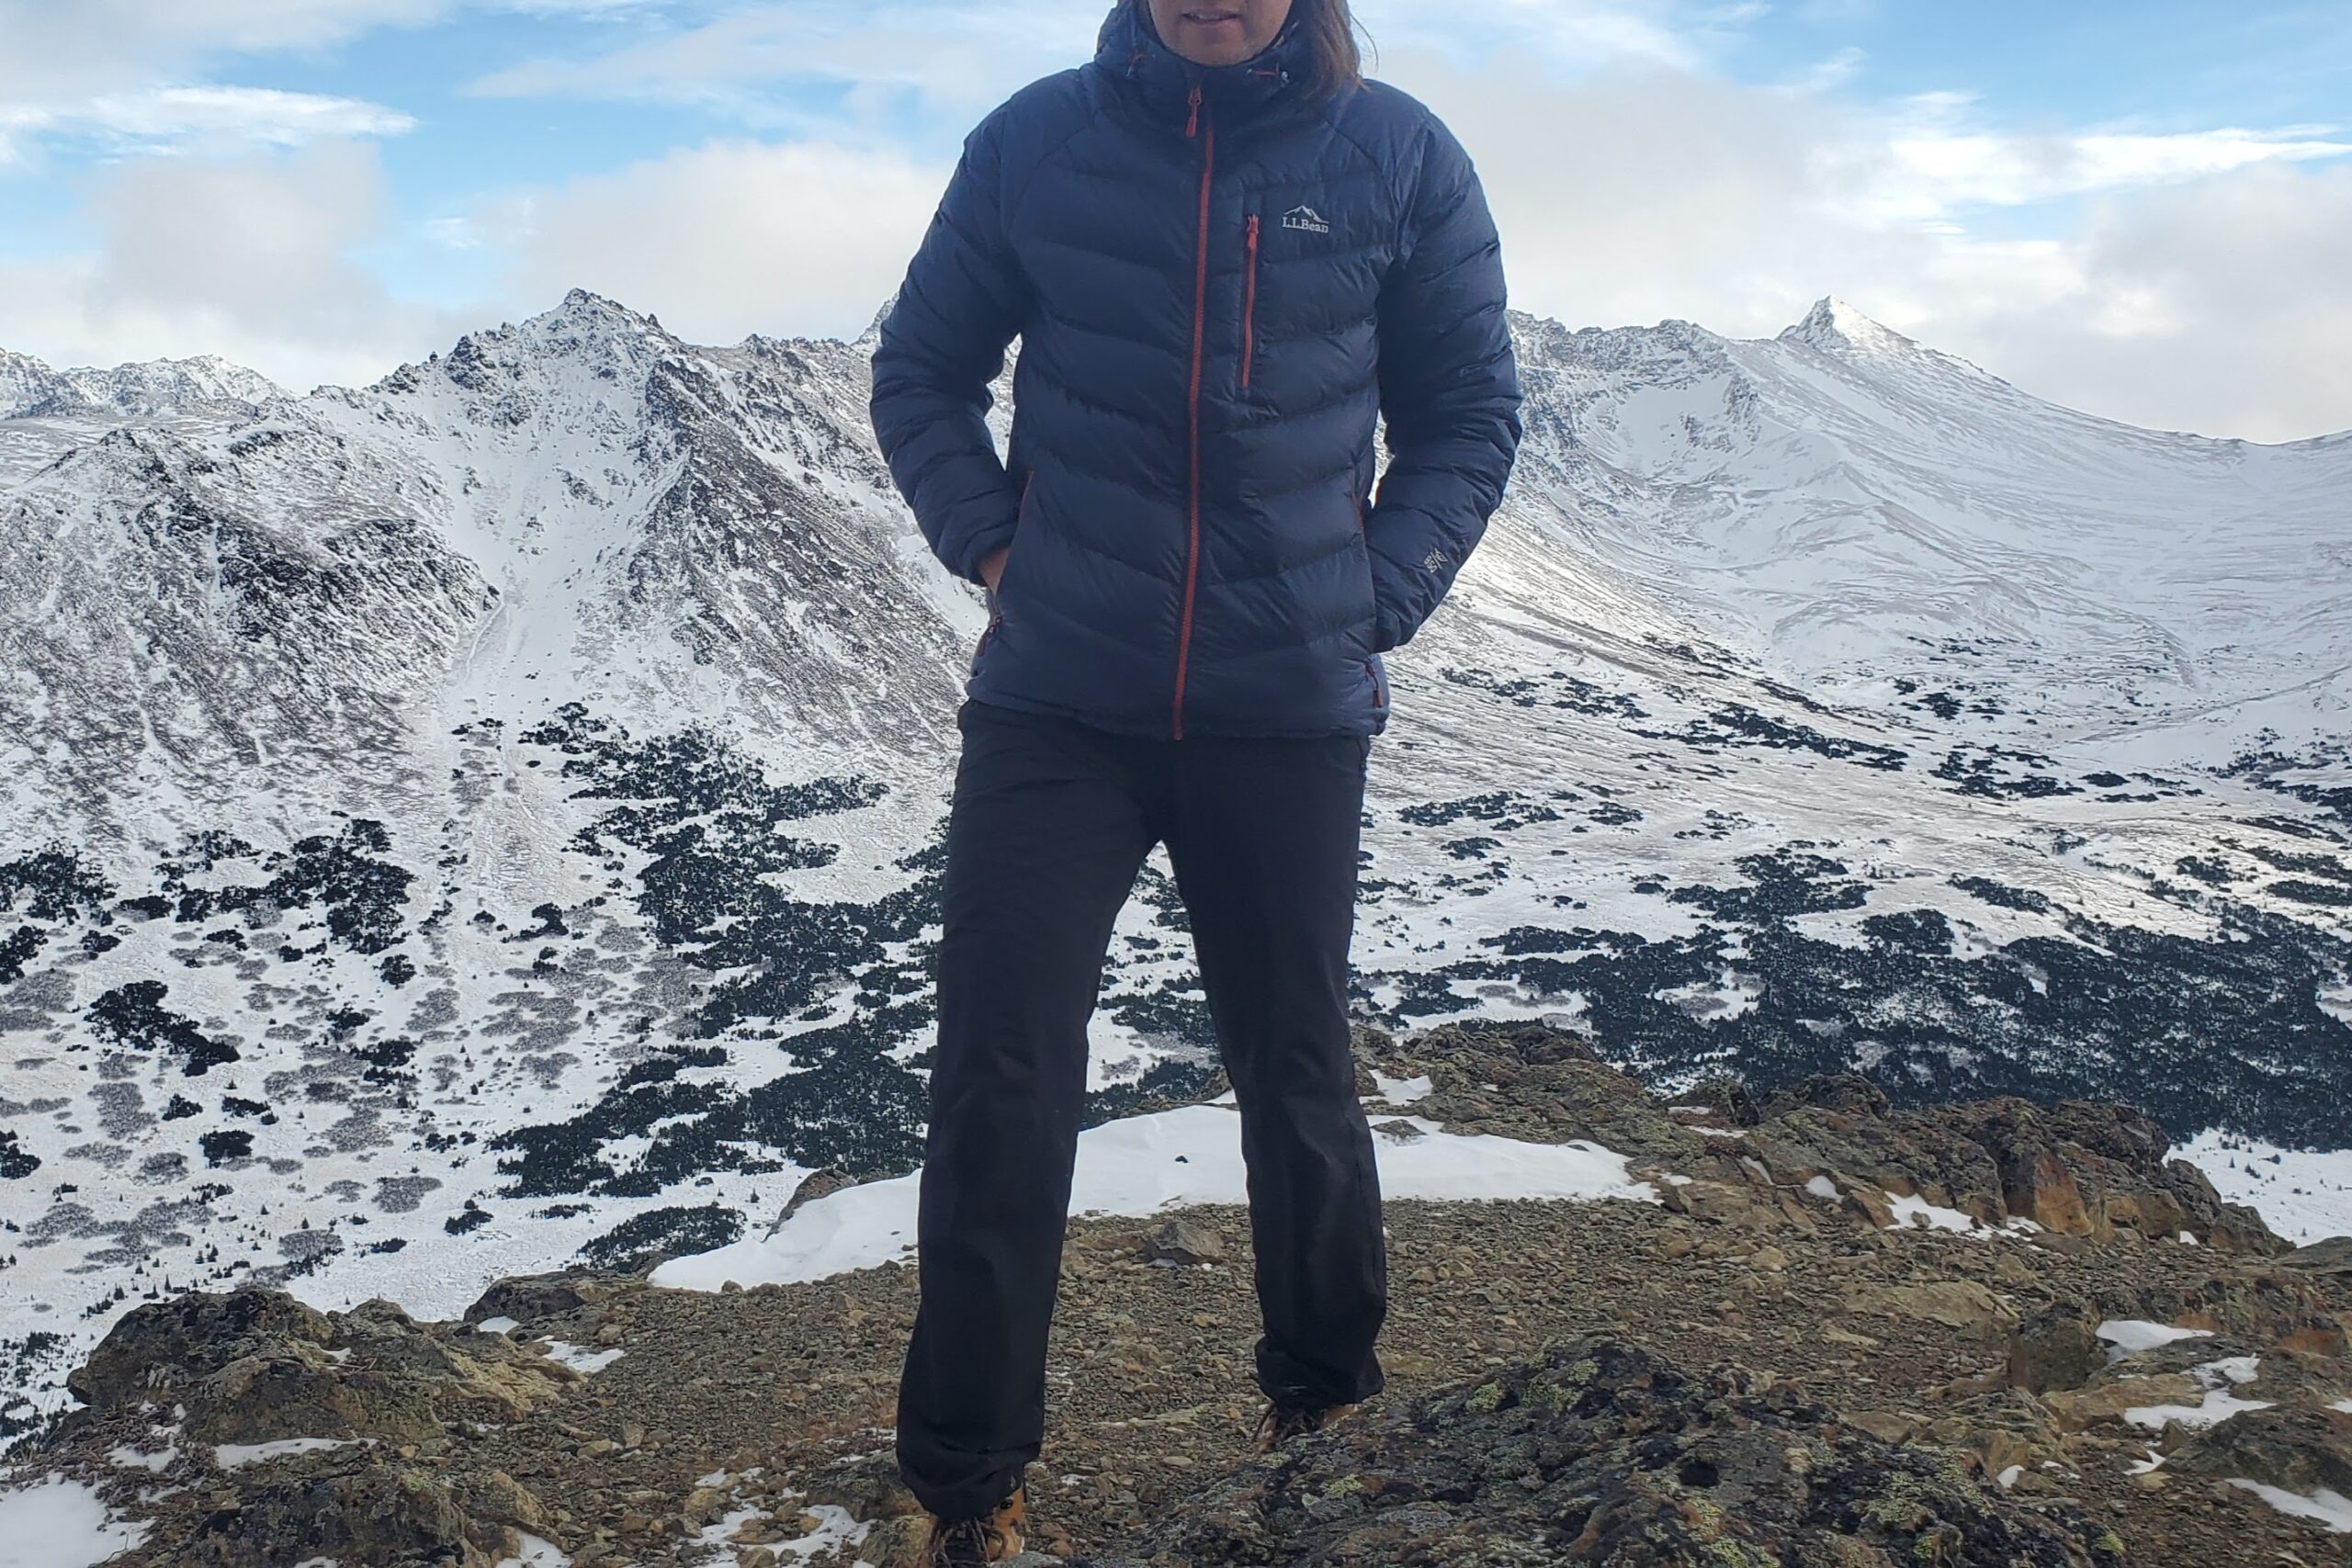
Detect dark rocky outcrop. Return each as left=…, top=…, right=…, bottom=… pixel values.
left=184, top=1464, right=553, bottom=1568
left=1368, top=1025, right=2287, bottom=1254
left=50, top=1288, right=580, bottom=1567
left=1079, top=1337, right=2118, bottom=1567
left=72, top=1290, right=577, bottom=1450
left=2170, top=1405, right=2352, bottom=1499
left=17, top=1020, right=2346, bottom=1568
left=464, top=1269, right=621, bottom=1327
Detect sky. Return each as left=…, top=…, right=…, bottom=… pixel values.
left=0, top=0, right=2347, bottom=442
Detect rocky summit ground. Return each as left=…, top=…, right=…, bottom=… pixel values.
left=15, top=1021, right=2352, bottom=1567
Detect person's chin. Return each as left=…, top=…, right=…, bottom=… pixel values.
left=1174, top=22, right=1255, bottom=64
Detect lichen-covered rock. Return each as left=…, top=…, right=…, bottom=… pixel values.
left=185, top=1460, right=551, bottom=1567
left=67, top=1288, right=337, bottom=1410
left=2042, top=1373, right=2207, bottom=1433
left=1849, top=1280, right=2021, bottom=1342
left=464, top=1269, right=625, bottom=1326
left=2167, top=1404, right=2352, bottom=1499
left=1921, top=1389, right=2070, bottom=1482
left=1078, top=1337, right=2116, bottom=1566
left=2278, top=1235, right=2352, bottom=1276
left=1141, top=1216, right=1227, bottom=1266
left=1391, top=1024, right=2286, bottom=1255
left=67, top=1287, right=578, bottom=1450
left=2008, top=1303, right=2101, bottom=1394
left=1386, top=1020, right=1709, bottom=1165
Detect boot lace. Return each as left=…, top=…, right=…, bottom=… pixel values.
left=924, top=1516, right=996, bottom=1566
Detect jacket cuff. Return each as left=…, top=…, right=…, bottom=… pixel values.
left=947, top=515, right=1018, bottom=587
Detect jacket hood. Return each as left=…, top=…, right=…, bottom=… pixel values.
left=1092, top=0, right=1318, bottom=128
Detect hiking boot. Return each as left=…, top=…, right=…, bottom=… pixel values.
left=1252, top=1399, right=1356, bottom=1453
left=920, top=1482, right=1026, bottom=1564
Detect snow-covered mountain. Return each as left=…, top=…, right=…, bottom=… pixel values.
left=0, top=349, right=281, bottom=423
left=3, top=289, right=2347, bottom=1438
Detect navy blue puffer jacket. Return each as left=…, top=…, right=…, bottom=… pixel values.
left=871, top=2, right=1521, bottom=739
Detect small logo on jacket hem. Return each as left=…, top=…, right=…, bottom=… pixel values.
left=1282, top=204, right=1330, bottom=234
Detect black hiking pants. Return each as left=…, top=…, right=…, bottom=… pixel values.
left=895, top=697, right=1388, bottom=1521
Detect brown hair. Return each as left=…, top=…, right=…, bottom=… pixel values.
left=1295, top=0, right=1370, bottom=101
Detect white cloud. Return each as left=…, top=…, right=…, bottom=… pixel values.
left=462, top=0, right=1750, bottom=112
left=0, top=104, right=51, bottom=166
left=0, top=0, right=651, bottom=99
left=1931, top=161, right=2352, bottom=444
left=53, top=87, right=415, bottom=156
left=1368, top=0, right=1711, bottom=73
left=465, top=0, right=1103, bottom=118
left=0, top=140, right=467, bottom=391
left=1783, top=45, right=1864, bottom=94
left=0, top=0, right=426, bottom=164
left=1405, top=54, right=2352, bottom=441
left=1863, top=119, right=2352, bottom=220
left=0, top=0, right=450, bottom=97
left=476, top=137, right=952, bottom=343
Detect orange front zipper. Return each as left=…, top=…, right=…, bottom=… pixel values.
left=1171, top=84, right=1213, bottom=740
left=1240, top=213, right=1260, bottom=390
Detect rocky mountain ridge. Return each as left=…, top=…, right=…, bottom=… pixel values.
left=4, top=289, right=2348, bottom=1456
left=0, top=347, right=282, bottom=422
left=14, top=1022, right=2352, bottom=1567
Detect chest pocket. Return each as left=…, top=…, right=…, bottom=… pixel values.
left=1238, top=175, right=1392, bottom=398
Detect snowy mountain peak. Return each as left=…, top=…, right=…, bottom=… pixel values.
left=0, top=347, right=52, bottom=415
left=0, top=346, right=281, bottom=419
left=1781, top=296, right=1918, bottom=357
left=854, top=296, right=897, bottom=353
left=548, top=286, right=671, bottom=338
left=369, top=288, right=688, bottom=414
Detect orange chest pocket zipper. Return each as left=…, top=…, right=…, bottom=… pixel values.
left=1241, top=213, right=1260, bottom=389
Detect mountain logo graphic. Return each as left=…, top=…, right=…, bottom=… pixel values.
left=1281, top=204, right=1330, bottom=234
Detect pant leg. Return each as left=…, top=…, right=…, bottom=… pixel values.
left=896, top=699, right=1157, bottom=1520
left=1163, top=729, right=1385, bottom=1409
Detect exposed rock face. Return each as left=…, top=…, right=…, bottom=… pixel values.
left=73, top=1290, right=577, bottom=1450
left=1140, top=1216, right=1226, bottom=1267
left=1080, top=1337, right=2116, bottom=1567
left=464, top=1270, right=619, bottom=1326
left=2008, top=1303, right=2102, bottom=1394
left=184, top=1464, right=552, bottom=1568
left=1376, top=1020, right=1699, bottom=1163
left=1371, top=1025, right=2285, bottom=1254
left=2278, top=1235, right=2352, bottom=1276
left=1849, top=1280, right=2020, bottom=1344
left=17, top=1024, right=2347, bottom=1568
left=56, top=1288, right=577, bottom=1567
left=2170, top=1405, right=2352, bottom=1498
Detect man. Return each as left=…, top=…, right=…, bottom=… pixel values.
left=869, top=0, right=1521, bottom=1558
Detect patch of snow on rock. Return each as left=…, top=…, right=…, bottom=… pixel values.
left=2227, top=1479, right=2352, bottom=1533
left=0, top=1474, right=152, bottom=1567
left=653, top=1102, right=1655, bottom=1291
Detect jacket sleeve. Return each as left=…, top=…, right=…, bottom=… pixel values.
left=1364, top=114, right=1523, bottom=651
left=869, top=112, right=1031, bottom=586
